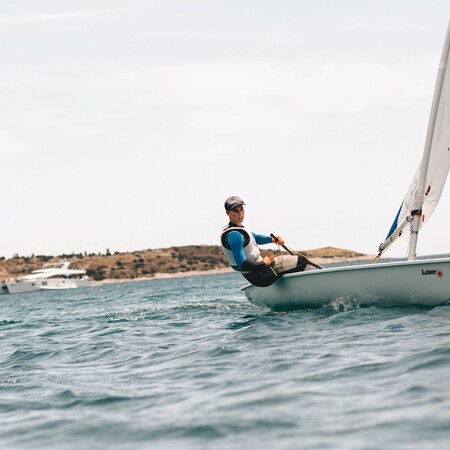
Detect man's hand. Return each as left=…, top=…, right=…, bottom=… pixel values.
left=272, top=235, right=285, bottom=246
left=263, top=255, right=275, bottom=266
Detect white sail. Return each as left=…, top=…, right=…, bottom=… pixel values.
left=380, top=21, right=450, bottom=255
left=242, top=21, right=450, bottom=311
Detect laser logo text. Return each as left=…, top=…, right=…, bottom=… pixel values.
left=421, top=269, right=444, bottom=278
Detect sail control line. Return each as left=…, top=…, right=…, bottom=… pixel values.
left=270, top=234, right=324, bottom=269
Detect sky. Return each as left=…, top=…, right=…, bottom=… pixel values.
left=1, top=0, right=449, bottom=259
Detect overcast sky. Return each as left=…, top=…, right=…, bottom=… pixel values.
left=1, top=0, right=449, bottom=259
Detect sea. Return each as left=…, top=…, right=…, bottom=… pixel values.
left=1, top=271, right=450, bottom=450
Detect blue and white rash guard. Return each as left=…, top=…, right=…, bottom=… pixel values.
left=221, top=224, right=272, bottom=272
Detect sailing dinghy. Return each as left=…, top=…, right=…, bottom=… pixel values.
left=243, top=21, right=450, bottom=310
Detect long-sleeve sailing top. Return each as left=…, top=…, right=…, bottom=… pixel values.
left=226, top=231, right=272, bottom=271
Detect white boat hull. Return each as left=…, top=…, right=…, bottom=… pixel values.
left=5, top=277, right=95, bottom=294
left=242, top=258, right=450, bottom=310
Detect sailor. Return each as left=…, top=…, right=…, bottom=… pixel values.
left=221, top=195, right=311, bottom=287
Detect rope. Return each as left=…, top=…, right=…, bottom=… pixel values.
left=370, top=254, right=381, bottom=264
left=285, top=246, right=324, bottom=269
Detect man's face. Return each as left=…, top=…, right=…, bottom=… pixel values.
left=227, top=205, right=245, bottom=225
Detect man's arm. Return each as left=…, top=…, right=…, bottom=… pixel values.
left=227, top=231, right=265, bottom=272
left=252, top=233, right=273, bottom=245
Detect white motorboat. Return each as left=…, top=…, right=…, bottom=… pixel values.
left=243, top=20, right=450, bottom=310
left=5, top=261, right=95, bottom=294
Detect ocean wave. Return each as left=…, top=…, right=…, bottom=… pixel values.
left=1, top=275, right=450, bottom=449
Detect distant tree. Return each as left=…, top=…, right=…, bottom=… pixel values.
left=36, top=255, right=53, bottom=262
left=86, top=268, right=105, bottom=281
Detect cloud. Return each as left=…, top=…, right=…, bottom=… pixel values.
left=0, top=131, right=36, bottom=157
left=7, top=111, right=113, bottom=135
left=0, top=7, right=149, bottom=25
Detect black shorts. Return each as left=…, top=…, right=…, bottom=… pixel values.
left=242, top=256, right=308, bottom=287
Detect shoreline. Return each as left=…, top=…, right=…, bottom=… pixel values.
left=98, top=255, right=374, bottom=285
left=98, top=267, right=235, bottom=285
left=2, top=254, right=375, bottom=287
left=1, top=245, right=371, bottom=284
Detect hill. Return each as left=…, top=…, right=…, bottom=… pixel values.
left=0, top=245, right=368, bottom=282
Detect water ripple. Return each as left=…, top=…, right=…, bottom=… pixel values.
left=1, top=273, right=449, bottom=449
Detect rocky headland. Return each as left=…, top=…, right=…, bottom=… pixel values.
left=0, top=245, right=370, bottom=284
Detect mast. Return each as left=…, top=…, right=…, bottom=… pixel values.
left=408, top=20, right=450, bottom=260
